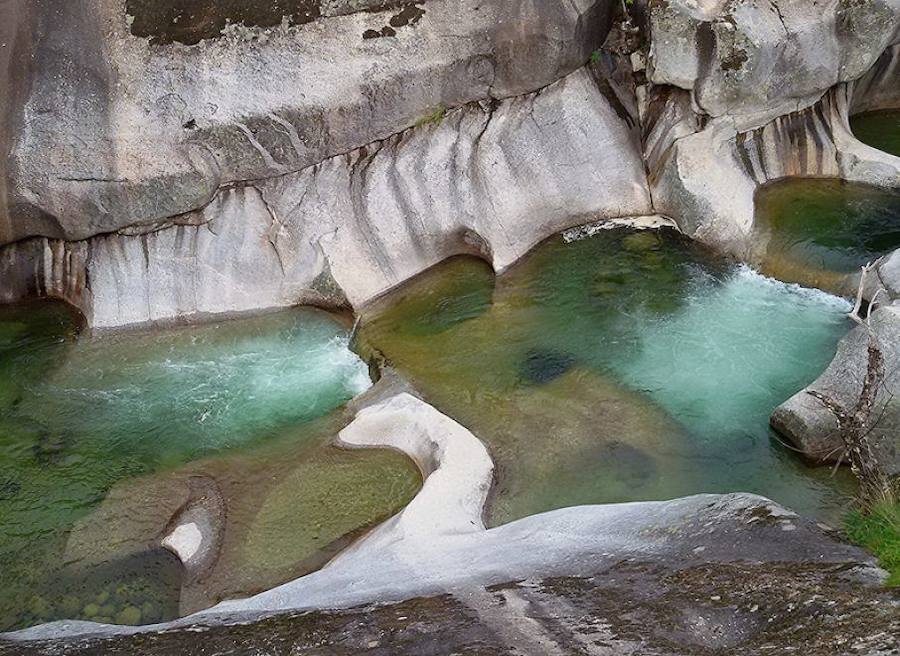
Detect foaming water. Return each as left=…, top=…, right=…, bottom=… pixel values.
left=613, top=265, right=852, bottom=440
left=360, top=228, right=856, bottom=527
left=14, top=312, right=372, bottom=469
left=0, top=305, right=422, bottom=632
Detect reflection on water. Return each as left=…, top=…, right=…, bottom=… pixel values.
left=851, top=109, right=900, bottom=158
left=0, top=304, right=420, bottom=631
left=360, top=228, right=856, bottom=527
left=753, top=179, right=900, bottom=291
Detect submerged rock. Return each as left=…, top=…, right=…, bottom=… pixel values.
left=519, top=349, right=576, bottom=385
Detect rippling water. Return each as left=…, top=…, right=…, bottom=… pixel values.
left=360, top=227, right=856, bottom=526
left=0, top=305, right=421, bottom=631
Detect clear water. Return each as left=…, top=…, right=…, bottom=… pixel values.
left=851, top=109, right=900, bottom=158
left=360, top=228, right=856, bottom=526
left=753, top=179, right=900, bottom=291
left=0, top=304, right=421, bottom=631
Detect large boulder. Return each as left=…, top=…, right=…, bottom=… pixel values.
left=771, top=304, right=900, bottom=477
left=2, top=62, right=652, bottom=328
left=647, top=0, right=900, bottom=127
left=1, top=0, right=615, bottom=245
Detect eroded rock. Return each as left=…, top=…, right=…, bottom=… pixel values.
left=2, top=63, right=651, bottom=329
left=647, top=0, right=900, bottom=125
left=772, top=304, right=900, bottom=477
left=0, top=0, right=614, bottom=246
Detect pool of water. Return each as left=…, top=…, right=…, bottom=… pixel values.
left=851, top=109, right=900, bottom=158
left=753, top=179, right=900, bottom=290
left=359, top=227, right=856, bottom=526
left=0, top=303, right=421, bottom=631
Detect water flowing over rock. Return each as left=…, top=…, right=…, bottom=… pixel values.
left=1, top=0, right=900, bottom=651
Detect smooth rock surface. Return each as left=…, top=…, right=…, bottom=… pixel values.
left=772, top=304, right=900, bottom=476
left=2, top=64, right=652, bottom=328
left=647, top=0, right=900, bottom=126
left=646, top=65, right=900, bottom=261
left=0, top=0, right=614, bottom=245
left=336, top=393, right=493, bottom=544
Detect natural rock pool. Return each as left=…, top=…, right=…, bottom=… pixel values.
left=359, top=227, right=856, bottom=526
left=753, top=179, right=900, bottom=291
left=851, top=109, right=900, bottom=157
left=0, top=306, right=421, bottom=631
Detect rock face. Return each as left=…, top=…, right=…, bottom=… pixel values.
left=639, top=0, right=900, bottom=274
left=3, top=392, right=889, bottom=648
left=0, top=0, right=613, bottom=245
left=772, top=304, right=900, bottom=477
left=2, top=0, right=900, bottom=328
left=0, top=0, right=656, bottom=328
left=647, top=0, right=900, bottom=126
left=1, top=63, right=650, bottom=328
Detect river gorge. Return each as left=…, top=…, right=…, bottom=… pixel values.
left=0, top=0, right=899, bottom=654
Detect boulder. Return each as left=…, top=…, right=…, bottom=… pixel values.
left=647, top=0, right=900, bottom=126
left=771, top=304, right=900, bottom=477
left=1, top=0, right=615, bottom=245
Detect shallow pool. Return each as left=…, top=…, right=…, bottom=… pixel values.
left=851, top=109, right=900, bottom=158
left=0, top=304, right=420, bottom=631
left=753, top=179, right=900, bottom=291
left=360, top=227, right=856, bottom=526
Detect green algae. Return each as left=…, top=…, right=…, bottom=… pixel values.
left=850, top=109, right=900, bottom=158
left=753, top=179, right=900, bottom=290
left=359, top=228, right=856, bottom=527
left=0, top=303, right=421, bottom=631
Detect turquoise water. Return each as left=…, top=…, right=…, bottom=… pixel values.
left=0, top=305, right=376, bottom=630
left=12, top=310, right=372, bottom=471
left=361, top=228, right=856, bottom=525
left=612, top=265, right=852, bottom=441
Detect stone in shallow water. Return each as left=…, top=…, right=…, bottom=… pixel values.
left=519, top=349, right=575, bottom=385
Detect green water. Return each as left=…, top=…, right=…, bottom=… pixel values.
left=0, top=304, right=421, bottom=631
left=360, top=228, right=856, bottom=526
left=753, top=179, right=900, bottom=290
left=851, top=109, right=900, bottom=158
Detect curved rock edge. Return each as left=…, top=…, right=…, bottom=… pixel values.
left=3, top=392, right=886, bottom=644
